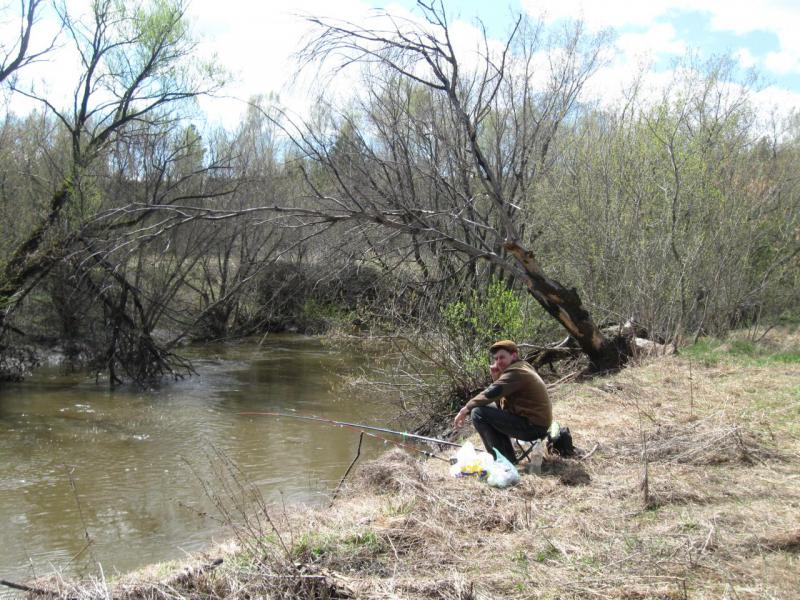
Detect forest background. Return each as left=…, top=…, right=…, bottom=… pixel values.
left=1, top=0, right=798, bottom=423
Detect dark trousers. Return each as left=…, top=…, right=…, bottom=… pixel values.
left=471, top=406, right=549, bottom=463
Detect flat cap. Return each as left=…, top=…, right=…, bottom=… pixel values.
left=489, top=340, right=518, bottom=355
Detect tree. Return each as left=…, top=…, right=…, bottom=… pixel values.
left=0, top=0, right=52, bottom=86
left=281, top=1, right=627, bottom=369
left=0, top=0, right=225, bottom=382
left=541, top=56, right=799, bottom=341
left=176, top=100, right=293, bottom=340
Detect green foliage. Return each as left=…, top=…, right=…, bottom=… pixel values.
left=728, top=340, right=756, bottom=357
left=300, top=299, right=355, bottom=333
left=292, top=532, right=331, bottom=559
left=442, top=279, right=541, bottom=373
left=129, top=0, right=188, bottom=49
left=778, top=310, right=800, bottom=326
left=106, top=0, right=211, bottom=96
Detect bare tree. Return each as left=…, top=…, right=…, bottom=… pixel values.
left=0, top=0, right=53, bottom=85
left=279, top=1, right=628, bottom=369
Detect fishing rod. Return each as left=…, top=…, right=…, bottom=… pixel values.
left=238, top=411, right=462, bottom=460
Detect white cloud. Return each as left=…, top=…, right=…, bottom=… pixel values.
left=752, top=85, right=800, bottom=120
left=584, top=59, right=680, bottom=112
left=707, top=1, right=800, bottom=76
left=765, top=49, right=800, bottom=75
left=617, top=23, right=685, bottom=59
left=519, top=0, right=800, bottom=116
left=522, top=0, right=698, bottom=30
left=190, top=0, right=377, bottom=128
left=735, top=48, right=757, bottom=70
left=704, top=0, right=798, bottom=38
left=5, top=0, right=799, bottom=124
left=525, top=0, right=800, bottom=77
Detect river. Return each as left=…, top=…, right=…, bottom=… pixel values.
left=0, top=335, right=397, bottom=591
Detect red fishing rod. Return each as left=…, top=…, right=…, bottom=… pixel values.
left=238, top=411, right=460, bottom=461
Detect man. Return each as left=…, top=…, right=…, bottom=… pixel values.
left=453, top=340, right=552, bottom=463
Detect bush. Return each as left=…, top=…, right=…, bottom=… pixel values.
left=442, top=279, right=546, bottom=374
left=370, top=279, right=552, bottom=436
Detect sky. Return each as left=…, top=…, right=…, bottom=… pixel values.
left=3, top=0, right=799, bottom=129
left=190, top=0, right=800, bottom=127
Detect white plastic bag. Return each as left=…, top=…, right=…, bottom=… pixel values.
left=485, top=448, right=520, bottom=488
left=449, top=442, right=493, bottom=477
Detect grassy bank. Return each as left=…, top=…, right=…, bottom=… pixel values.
left=14, top=329, right=799, bottom=599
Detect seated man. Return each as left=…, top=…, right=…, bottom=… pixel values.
left=453, top=340, right=552, bottom=463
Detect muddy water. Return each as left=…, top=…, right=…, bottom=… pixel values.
left=0, top=336, right=398, bottom=590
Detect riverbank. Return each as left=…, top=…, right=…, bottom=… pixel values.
left=10, top=328, right=799, bottom=599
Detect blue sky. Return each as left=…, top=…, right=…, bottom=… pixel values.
left=384, top=0, right=800, bottom=88
left=203, top=0, right=800, bottom=125
left=530, top=0, right=799, bottom=95
left=381, top=0, right=800, bottom=92
left=3, top=0, right=799, bottom=126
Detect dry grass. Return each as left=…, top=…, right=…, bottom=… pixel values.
left=14, top=330, right=799, bottom=599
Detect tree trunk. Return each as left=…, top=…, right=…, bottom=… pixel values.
left=0, top=186, right=72, bottom=331
left=504, top=241, right=630, bottom=371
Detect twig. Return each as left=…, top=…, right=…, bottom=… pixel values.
left=176, top=500, right=225, bottom=525
left=688, top=355, right=694, bottom=417
left=0, top=579, right=41, bottom=593
left=98, top=562, right=109, bottom=600
left=546, top=370, right=580, bottom=389
left=164, top=558, right=224, bottom=588
left=699, top=520, right=716, bottom=555
left=635, top=396, right=651, bottom=508
left=66, top=467, right=95, bottom=566
left=0, top=579, right=77, bottom=599
left=330, top=432, right=364, bottom=507
left=579, top=443, right=600, bottom=461
left=66, top=540, right=93, bottom=566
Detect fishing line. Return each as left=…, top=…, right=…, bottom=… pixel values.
left=239, top=411, right=456, bottom=462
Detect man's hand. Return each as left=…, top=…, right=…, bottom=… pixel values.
left=453, top=406, right=470, bottom=429
left=490, top=363, right=501, bottom=381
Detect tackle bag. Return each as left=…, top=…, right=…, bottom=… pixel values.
left=546, top=421, right=575, bottom=457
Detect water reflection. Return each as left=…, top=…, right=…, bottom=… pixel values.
left=0, top=336, right=393, bottom=590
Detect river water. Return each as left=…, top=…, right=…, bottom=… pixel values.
left=0, top=335, right=398, bottom=590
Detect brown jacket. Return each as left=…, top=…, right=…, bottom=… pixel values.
left=465, top=360, right=552, bottom=428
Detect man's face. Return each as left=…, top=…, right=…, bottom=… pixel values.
left=490, top=349, right=517, bottom=376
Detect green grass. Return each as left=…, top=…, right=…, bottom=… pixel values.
left=532, top=543, right=561, bottom=564
left=683, top=337, right=800, bottom=367
left=342, top=530, right=384, bottom=554
left=292, top=529, right=385, bottom=561
left=384, top=498, right=416, bottom=516
left=682, top=339, right=723, bottom=366
left=750, top=384, right=800, bottom=436
left=292, top=532, right=333, bottom=559
left=755, top=351, right=800, bottom=365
